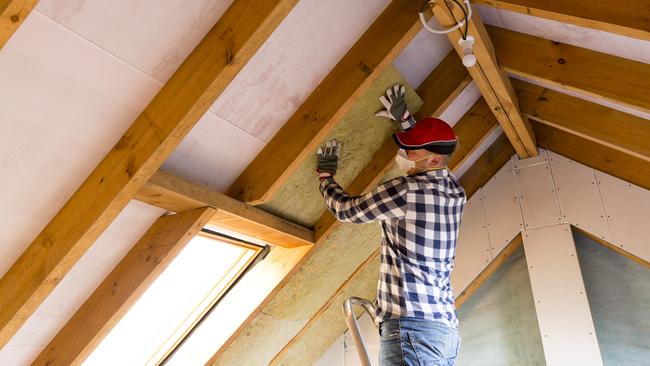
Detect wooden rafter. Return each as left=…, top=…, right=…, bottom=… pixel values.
left=209, top=51, right=471, bottom=364
left=0, top=0, right=299, bottom=348
left=226, top=0, right=425, bottom=205
left=135, top=171, right=314, bottom=248
left=430, top=2, right=538, bottom=158
left=474, top=0, right=650, bottom=42
left=514, top=79, right=650, bottom=162
left=32, top=207, right=215, bottom=366
left=533, top=121, right=650, bottom=191
left=488, top=25, right=650, bottom=114
left=0, top=0, right=37, bottom=49
left=314, top=51, right=471, bottom=241
left=458, top=132, right=515, bottom=198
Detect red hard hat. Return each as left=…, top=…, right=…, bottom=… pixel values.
left=393, top=117, right=457, bottom=155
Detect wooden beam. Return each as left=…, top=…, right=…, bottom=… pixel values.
left=447, top=98, right=500, bottom=170
left=0, top=0, right=37, bottom=49
left=226, top=0, right=425, bottom=205
left=314, top=51, right=471, bottom=241
left=533, top=121, right=650, bottom=191
left=456, top=233, right=523, bottom=307
left=32, top=207, right=215, bottom=366
left=474, top=0, right=650, bottom=42
left=488, top=25, right=650, bottom=114
left=458, top=132, right=515, bottom=198
left=135, top=171, right=314, bottom=248
left=513, top=79, right=650, bottom=162
left=0, top=0, right=298, bottom=348
left=430, top=2, right=537, bottom=158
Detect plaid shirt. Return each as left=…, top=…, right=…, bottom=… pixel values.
left=319, top=169, right=466, bottom=328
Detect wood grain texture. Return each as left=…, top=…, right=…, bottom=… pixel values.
left=313, top=51, right=470, bottom=241
left=0, top=0, right=37, bottom=49
left=226, top=0, right=425, bottom=205
left=431, top=2, right=537, bottom=158
left=135, top=171, right=314, bottom=248
left=514, top=79, right=650, bottom=162
left=533, top=122, right=650, bottom=191
left=447, top=98, right=500, bottom=170
left=0, top=0, right=299, bottom=348
left=489, top=25, right=650, bottom=114
left=474, top=0, right=650, bottom=42
left=458, top=132, right=515, bottom=199
left=32, top=207, right=215, bottom=366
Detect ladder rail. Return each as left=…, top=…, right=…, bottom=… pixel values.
left=342, top=297, right=380, bottom=366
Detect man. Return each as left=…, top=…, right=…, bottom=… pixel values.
left=316, top=84, right=466, bottom=366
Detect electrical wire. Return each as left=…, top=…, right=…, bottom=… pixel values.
left=419, top=0, right=472, bottom=36
left=450, top=0, right=469, bottom=39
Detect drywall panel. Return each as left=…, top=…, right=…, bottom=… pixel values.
left=453, top=191, right=492, bottom=295
left=210, top=0, right=391, bottom=142
left=456, top=246, right=545, bottom=366
left=162, top=112, right=266, bottom=192
left=315, top=335, right=344, bottom=366
left=482, top=159, right=523, bottom=255
left=439, top=82, right=482, bottom=126
left=548, top=152, right=611, bottom=241
left=476, top=4, right=650, bottom=65
left=36, top=0, right=234, bottom=82
left=596, top=172, right=650, bottom=262
left=259, top=66, right=422, bottom=227
left=573, top=231, right=650, bottom=365
left=523, top=224, right=603, bottom=366
left=0, top=12, right=160, bottom=278
left=393, top=25, right=452, bottom=89
left=514, top=151, right=563, bottom=229
left=453, top=126, right=504, bottom=179
left=0, top=201, right=164, bottom=366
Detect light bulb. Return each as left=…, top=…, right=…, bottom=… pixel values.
left=458, top=35, right=476, bottom=67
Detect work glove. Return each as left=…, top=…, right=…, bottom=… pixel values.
left=375, top=84, right=417, bottom=131
left=316, top=139, right=340, bottom=179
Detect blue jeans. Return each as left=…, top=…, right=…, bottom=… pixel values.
left=379, top=317, right=461, bottom=366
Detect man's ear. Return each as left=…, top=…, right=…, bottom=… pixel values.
left=427, top=154, right=443, bottom=167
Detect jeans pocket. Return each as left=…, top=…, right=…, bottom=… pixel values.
left=407, top=331, right=447, bottom=366
left=381, top=329, right=401, bottom=341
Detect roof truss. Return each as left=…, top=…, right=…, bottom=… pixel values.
left=0, top=0, right=37, bottom=49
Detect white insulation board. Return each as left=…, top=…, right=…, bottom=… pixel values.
left=523, top=224, right=603, bottom=366
left=515, top=151, right=563, bottom=230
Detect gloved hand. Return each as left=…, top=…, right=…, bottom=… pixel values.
left=375, top=84, right=417, bottom=131
left=316, top=139, right=340, bottom=179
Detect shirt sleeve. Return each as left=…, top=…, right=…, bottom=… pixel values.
left=319, top=176, right=408, bottom=224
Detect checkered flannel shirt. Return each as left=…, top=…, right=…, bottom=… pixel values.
left=319, top=169, right=466, bottom=328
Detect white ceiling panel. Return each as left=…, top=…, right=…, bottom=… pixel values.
left=0, top=201, right=164, bottom=366
left=36, top=0, right=234, bottom=82
left=393, top=26, right=452, bottom=89
left=476, top=4, right=650, bottom=65
left=209, top=0, right=391, bottom=142
left=0, top=12, right=161, bottom=277
left=163, top=112, right=265, bottom=192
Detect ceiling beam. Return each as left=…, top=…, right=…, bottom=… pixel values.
left=0, top=0, right=37, bottom=49
left=32, top=207, right=215, bottom=366
left=474, top=0, right=650, bottom=42
left=226, top=0, right=425, bottom=205
left=513, top=79, right=650, bottom=162
left=135, top=171, right=314, bottom=248
left=533, top=121, right=650, bottom=191
left=488, top=25, right=650, bottom=115
left=0, top=0, right=298, bottom=348
left=431, top=2, right=537, bottom=158
left=458, top=132, right=515, bottom=198
left=314, top=51, right=471, bottom=241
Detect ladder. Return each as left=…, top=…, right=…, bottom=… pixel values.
left=342, top=297, right=380, bottom=366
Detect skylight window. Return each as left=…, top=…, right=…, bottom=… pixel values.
left=85, top=231, right=261, bottom=366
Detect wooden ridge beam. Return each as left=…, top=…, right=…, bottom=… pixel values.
left=226, top=0, right=425, bottom=205
left=32, top=208, right=215, bottom=366
left=513, top=79, right=650, bottom=162
left=430, top=2, right=537, bottom=158
left=533, top=121, right=650, bottom=191
left=314, top=51, right=471, bottom=241
left=135, top=171, right=314, bottom=248
left=474, top=0, right=650, bottom=42
left=0, top=0, right=37, bottom=49
left=488, top=25, right=650, bottom=114
left=0, top=0, right=298, bottom=348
